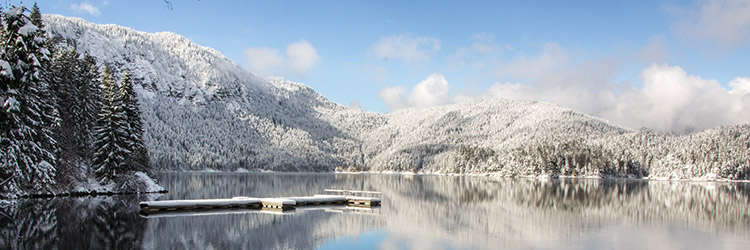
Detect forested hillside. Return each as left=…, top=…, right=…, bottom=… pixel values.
left=1, top=6, right=161, bottom=197
left=39, top=14, right=750, bottom=181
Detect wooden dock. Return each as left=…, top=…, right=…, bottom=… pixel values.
left=140, top=204, right=380, bottom=218
left=139, top=190, right=382, bottom=215
left=322, top=189, right=381, bottom=207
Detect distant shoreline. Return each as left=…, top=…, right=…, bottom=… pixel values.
left=164, top=169, right=750, bottom=183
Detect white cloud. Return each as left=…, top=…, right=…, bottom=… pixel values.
left=407, top=73, right=451, bottom=108
left=377, top=86, right=408, bottom=111
left=606, top=64, right=750, bottom=132
left=378, top=74, right=453, bottom=111
left=70, top=2, right=101, bottom=16
left=487, top=64, right=750, bottom=133
left=370, top=34, right=440, bottom=64
left=243, top=47, right=284, bottom=77
left=497, top=42, right=569, bottom=79
left=286, top=40, right=321, bottom=77
left=729, top=77, right=750, bottom=95
left=446, top=33, right=509, bottom=71
left=243, top=40, right=320, bottom=77
left=490, top=52, right=622, bottom=117
left=349, top=100, right=362, bottom=110
left=729, top=77, right=750, bottom=117
left=673, top=0, right=750, bottom=47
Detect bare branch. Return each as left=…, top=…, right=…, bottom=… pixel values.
left=164, top=0, right=173, bottom=10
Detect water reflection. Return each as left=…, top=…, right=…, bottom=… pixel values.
left=1, top=173, right=749, bottom=249
left=0, top=196, right=146, bottom=249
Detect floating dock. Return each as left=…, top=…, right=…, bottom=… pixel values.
left=139, top=190, right=381, bottom=215
left=140, top=204, right=381, bottom=218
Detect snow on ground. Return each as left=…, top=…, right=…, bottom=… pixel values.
left=135, top=171, right=166, bottom=193
left=40, top=14, right=750, bottom=180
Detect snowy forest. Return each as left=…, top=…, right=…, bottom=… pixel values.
left=37, top=9, right=750, bottom=182
left=2, top=4, right=748, bottom=199
left=1, top=5, right=156, bottom=198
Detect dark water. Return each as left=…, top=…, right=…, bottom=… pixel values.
left=1, top=172, right=749, bottom=249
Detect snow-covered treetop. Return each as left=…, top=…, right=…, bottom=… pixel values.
left=43, top=14, right=274, bottom=105
left=39, top=14, right=749, bottom=179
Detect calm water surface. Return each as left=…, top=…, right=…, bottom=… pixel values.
left=1, top=172, right=749, bottom=249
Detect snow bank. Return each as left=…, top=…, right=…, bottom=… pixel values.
left=135, top=171, right=166, bottom=193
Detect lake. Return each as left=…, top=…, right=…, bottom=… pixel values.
left=1, top=172, right=749, bottom=249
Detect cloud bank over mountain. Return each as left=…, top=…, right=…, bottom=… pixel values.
left=243, top=40, right=320, bottom=78
left=488, top=64, right=750, bottom=133
left=378, top=62, right=750, bottom=133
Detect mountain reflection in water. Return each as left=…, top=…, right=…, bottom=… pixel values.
left=1, top=172, right=748, bottom=249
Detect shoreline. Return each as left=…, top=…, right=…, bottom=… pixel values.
left=6, top=169, right=747, bottom=200
left=1, top=171, right=167, bottom=200
left=11, top=189, right=168, bottom=199
left=164, top=168, right=750, bottom=183
left=333, top=170, right=750, bottom=183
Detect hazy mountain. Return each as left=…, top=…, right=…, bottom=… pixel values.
left=43, top=15, right=750, bottom=180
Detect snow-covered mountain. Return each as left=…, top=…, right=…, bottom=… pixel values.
left=44, top=14, right=368, bottom=171
left=360, top=98, right=630, bottom=172
left=42, top=15, right=750, bottom=179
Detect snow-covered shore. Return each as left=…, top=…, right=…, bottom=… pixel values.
left=332, top=169, right=750, bottom=183
left=1, top=171, right=166, bottom=199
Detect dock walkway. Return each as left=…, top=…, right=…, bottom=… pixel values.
left=139, top=190, right=381, bottom=215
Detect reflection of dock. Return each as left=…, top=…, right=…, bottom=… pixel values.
left=324, top=206, right=381, bottom=215
left=139, top=190, right=381, bottom=216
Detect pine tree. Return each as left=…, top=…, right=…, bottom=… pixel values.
left=48, top=50, right=101, bottom=162
left=29, top=3, right=43, bottom=29
left=93, top=68, right=129, bottom=184
left=79, top=53, right=101, bottom=163
left=118, top=69, right=149, bottom=173
left=49, top=48, right=97, bottom=183
left=0, top=6, right=58, bottom=195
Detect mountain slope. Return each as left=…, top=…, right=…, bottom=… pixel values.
left=44, top=15, right=366, bottom=171
left=43, top=15, right=750, bottom=179
left=362, top=98, right=630, bottom=172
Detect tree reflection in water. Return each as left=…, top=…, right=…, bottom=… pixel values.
left=1, top=173, right=748, bottom=249
left=0, top=195, right=146, bottom=249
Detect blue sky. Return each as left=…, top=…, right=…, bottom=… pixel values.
left=31, top=0, right=750, bottom=132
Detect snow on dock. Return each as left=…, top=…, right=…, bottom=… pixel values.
left=322, top=189, right=382, bottom=207
left=139, top=190, right=382, bottom=215
left=141, top=204, right=380, bottom=218
left=137, top=208, right=296, bottom=218
left=287, top=195, right=347, bottom=205
left=139, top=197, right=262, bottom=212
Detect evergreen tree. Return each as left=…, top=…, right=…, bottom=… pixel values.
left=93, top=68, right=128, bottom=184
left=79, top=53, right=101, bottom=163
left=48, top=48, right=90, bottom=182
left=29, top=3, right=43, bottom=29
left=118, top=69, right=149, bottom=172
left=48, top=50, right=101, bottom=163
left=0, top=6, right=57, bottom=195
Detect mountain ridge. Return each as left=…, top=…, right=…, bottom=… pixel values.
left=42, top=15, right=750, bottom=180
